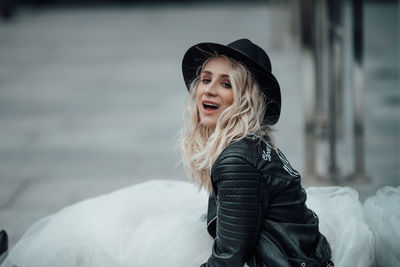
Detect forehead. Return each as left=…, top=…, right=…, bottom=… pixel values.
left=203, top=57, right=230, bottom=75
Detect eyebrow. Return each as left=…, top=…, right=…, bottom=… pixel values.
left=202, top=70, right=230, bottom=78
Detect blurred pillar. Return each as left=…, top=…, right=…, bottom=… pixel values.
left=348, top=0, right=368, bottom=182
left=300, top=0, right=319, bottom=179
left=300, top=0, right=368, bottom=184
left=315, top=0, right=329, bottom=120
left=327, top=0, right=344, bottom=182
left=300, top=0, right=347, bottom=183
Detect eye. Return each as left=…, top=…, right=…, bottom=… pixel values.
left=201, top=78, right=211, bottom=84
left=222, top=82, right=232, bottom=89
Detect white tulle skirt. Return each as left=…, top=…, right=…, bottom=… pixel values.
left=363, top=186, right=400, bottom=267
left=1, top=180, right=398, bottom=267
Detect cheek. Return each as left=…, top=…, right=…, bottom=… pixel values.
left=195, top=87, right=202, bottom=103
left=196, top=84, right=205, bottom=98
left=225, top=91, right=234, bottom=106
left=195, top=89, right=203, bottom=113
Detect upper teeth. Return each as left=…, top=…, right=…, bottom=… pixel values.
left=205, top=103, right=218, bottom=107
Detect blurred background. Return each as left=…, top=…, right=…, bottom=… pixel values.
left=0, top=0, right=398, bottom=247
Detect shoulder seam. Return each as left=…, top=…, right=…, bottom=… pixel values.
left=211, top=153, right=262, bottom=182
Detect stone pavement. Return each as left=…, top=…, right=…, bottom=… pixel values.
left=0, top=2, right=398, bottom=247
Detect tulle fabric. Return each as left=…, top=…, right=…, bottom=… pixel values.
left=1, top=180, right=397, bottom=267
left=363, top=186, right=400, bottom=267
left=1, top=180, right=212, bottom=267
left=306, top=187, right=373, bottom=267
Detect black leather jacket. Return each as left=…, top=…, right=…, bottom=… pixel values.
left=200, top=137, right=333, bottom=267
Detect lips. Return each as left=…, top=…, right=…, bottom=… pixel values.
left=201, top=100, right=220, bottom=114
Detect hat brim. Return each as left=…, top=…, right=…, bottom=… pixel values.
left=182, top=42, right=281, bottom=125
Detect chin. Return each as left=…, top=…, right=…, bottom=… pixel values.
left=200, top=120, right=216, bottom=130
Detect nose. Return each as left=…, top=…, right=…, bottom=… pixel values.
left=204, top=81, right=217, bottom=95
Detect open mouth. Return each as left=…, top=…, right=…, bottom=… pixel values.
left=202, top=101, right=220, bottom=110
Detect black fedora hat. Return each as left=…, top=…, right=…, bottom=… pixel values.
left=182, top=38, right=281, bottom=125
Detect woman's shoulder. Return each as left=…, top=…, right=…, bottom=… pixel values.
left=213, top=135, right=274, bottom=164
left=212, top=136, right=263, bottom=166
left=213, top=136, right=300, bottom=181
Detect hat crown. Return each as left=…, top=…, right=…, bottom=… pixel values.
left=227, top=39, right=272, bottom=72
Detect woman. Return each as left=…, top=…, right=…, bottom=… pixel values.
left=1, top=39, right=376, bottom=267
left=180, top=38, right=333, bottom=267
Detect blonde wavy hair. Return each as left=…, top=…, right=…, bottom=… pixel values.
left=179, top=55, right=274, bottom=192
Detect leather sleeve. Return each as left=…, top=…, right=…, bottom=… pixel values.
left=201, top=155, right=266, bottom=267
